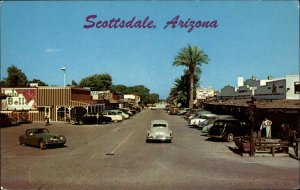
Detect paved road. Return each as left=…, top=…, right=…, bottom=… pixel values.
left=1, top=109, right=299, bottom=189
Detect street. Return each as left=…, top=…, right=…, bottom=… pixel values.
left=1, top=109, right=299, bottom=190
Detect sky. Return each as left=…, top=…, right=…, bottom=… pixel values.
left=1, top=1, right=299, bottom=99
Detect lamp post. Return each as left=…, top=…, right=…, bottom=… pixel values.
left=61, top=67, right=66, bottom=122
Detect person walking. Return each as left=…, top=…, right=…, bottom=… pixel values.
left=45, top=113, right=50, bottom=126
left=260, top=118, right=272, bottom=138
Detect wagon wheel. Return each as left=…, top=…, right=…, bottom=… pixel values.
left=39, top=140, right=46, bottom=150
left=226, top=133, right=234, bottom=142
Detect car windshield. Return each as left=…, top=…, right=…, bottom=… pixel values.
left=36, top=128, right=49, bottom=133
left=152, top=124, right=167, bottom=128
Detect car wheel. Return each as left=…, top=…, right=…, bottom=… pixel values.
left=39, top=140, right=46, bottom=150
left=226, top=133, right=234, bottom=142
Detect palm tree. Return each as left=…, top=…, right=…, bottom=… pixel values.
left=173, top=44, right=209, bottom=109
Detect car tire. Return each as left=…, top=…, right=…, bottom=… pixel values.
left=39, top=140, right=46, bottom=150
left=226, top=133, right=234, bottom=142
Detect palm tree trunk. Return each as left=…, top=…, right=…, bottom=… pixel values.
left=189, top=66, right=194, bottom=109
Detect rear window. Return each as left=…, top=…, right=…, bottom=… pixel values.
left=152, top=124, right=167, bottom=128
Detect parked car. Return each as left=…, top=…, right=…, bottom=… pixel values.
left=0, top=113, right=17, bottom=127
left=119, top=108, right=134, bottom=117
left=208, top=118, right=254, bottom=142
left=189, top=113, right=218, bottom=126
left=201, top=115, right=234, bottom=132
left=183, top=109, right=199, bottom=120
left=168, top=106, right=179, bottom=115
left=108, top=110, right=130, bottom=119
left=102, top=111, right=123, bottom=122
left=146, top=120, right=173, bottom=143
left=151, top=105, right=157, bottom=110
left=73, top=113, right=112, bottom=125
left=178, top=108, right=190, bottom=116
left=19, top=128, right=66, bottom=150
left=187, top=110, right=212, bottom=123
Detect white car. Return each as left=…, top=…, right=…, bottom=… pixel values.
left=109, top=110, right=129, bottom=119
left=102, top=111, right=123, bottom=122
left=146, top=120, right=172, bottom=143
left=189, top=113, right=217, bottom=126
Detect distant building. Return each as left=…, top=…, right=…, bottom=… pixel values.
left=196, top=87, right=215, bottom=100
left=154, top=101, right=169, bottom=109
left=217, top=75, right=300, bottom=100
left=91, top=90, right=121, bottom=110
left=123, top=94, right=140, bottom=107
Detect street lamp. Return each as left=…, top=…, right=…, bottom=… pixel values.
left=61, top=67, right=66, bottom=122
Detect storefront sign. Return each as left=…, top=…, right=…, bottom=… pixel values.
left=1, top=88, right=37, bottom=110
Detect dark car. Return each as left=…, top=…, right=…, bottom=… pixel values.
left=0, top=113, right=17, bottom=127
left=208, top=118, right=254, bottom=142
left=19, top=128, right=66, bottom=150
left=73, top=113, right=112, bottom=125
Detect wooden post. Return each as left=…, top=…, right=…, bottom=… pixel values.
left=247, top=96, right=256, bottom=157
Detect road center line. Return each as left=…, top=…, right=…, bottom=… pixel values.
left=107, top=130, right=135, bottom=155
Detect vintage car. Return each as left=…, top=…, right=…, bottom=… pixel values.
left=19, top=128, right=66, bottom=150
left=0, top=113, right=18, bottom=127
left=73, top=113, right=112, bottom=125
left=102, top=111, right=123, bottom=122
left=201, top=115, right=234, bottom=133
left=208, top=118, right=254, bottom=142
left=105, top=110, right=129, bottom=119
left=146, top=120, right=172, bottom=143
left=168, top=106, right=179, bottom=115
left=189, top=113, right=218, bottom=126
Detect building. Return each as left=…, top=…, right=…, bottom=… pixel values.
left=217, top=75, right=300, bottom=100
left=91, top=90, right=121, bottom=110
left=0, top=86, right=102, bottom=122
left=123, top=94, right=140, bottom=107
left=196, top=86, right=215, bottom=100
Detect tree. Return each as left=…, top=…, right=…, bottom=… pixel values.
left=3, top=65, right=28, bottom=87
left=167, top=67, right=201, bottom=107
left=29, top=79, right=48, bottom=86
left=71, top=80, right=78, bottom=86
left=147, top=93, right=160, bottom=104
left=173, top=45, right=209, bottom=108
left=168, top=74, right=189, bottom=107
left=110, top=84, right=127, bottom=94
left=79, top=73, right=112, bottom=91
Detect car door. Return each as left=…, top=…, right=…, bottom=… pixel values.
left=26, top=129, right=39, bottom=146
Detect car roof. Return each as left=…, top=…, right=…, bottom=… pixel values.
left=27, top=128, right=47, bottom=130
left=215, top=118, right=240, bottom=122
left=151, top=120, right=168, bottom=125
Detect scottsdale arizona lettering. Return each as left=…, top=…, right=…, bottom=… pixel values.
left=83, top=14, right=218, bottom=33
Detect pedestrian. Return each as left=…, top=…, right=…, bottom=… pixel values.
left=260, top=118, right=272, bottom=138
left=66, top=113, right=71, bottom=124
left=45, top=113, right=50, bottom=126
left=281, top=124, right=297, bottom=146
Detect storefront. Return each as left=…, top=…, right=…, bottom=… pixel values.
left=1, top=86, right=102, bottom=122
